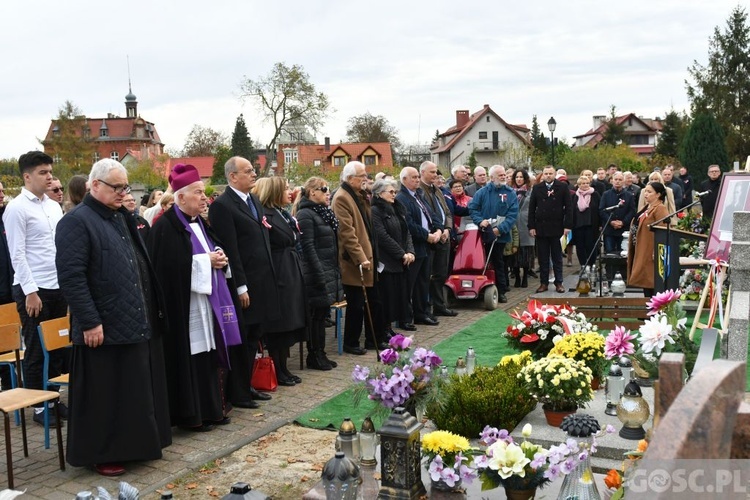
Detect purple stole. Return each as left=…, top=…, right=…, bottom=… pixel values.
left=174, top=208, right=241, bottom=368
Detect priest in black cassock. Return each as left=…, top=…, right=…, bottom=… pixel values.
left=148, top=164, right=242, bottom=432
left=56, top=159, right=171, bottom=477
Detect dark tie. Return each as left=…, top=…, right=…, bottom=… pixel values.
left=246, top=195, right=258, bottom=220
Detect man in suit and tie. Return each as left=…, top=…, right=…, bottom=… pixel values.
left=208, top=156, right=279, bottom=408
left=397, top=167, right=443, bottom=327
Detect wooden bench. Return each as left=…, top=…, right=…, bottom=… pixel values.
left=535, top=296, right=650, bottom=332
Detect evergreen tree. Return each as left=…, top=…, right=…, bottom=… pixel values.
left=210, top=144, right=233, bottom=184
left=601, top=105, right=626, bottom=146
left=679, top=112, right=728, bottom=186
left=654, top=110, right=684, bottom=159
left=686, top=6, right=750, bottom=163
left=230, top=114, right=255, bottom=161
left=530, top=115, right=548, bottom=154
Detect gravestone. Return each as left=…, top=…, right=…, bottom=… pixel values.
left=723, top=212, right=750, bottom=362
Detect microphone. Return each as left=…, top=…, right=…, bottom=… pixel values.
left=603, top=199, right=625, bottom=212
left=695, top=190, right=711, bottom=198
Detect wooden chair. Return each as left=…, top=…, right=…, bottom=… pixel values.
left=0, top=303, right=23, bottom=426
left=330, top=301, right=347, bottom=355
left=37, top=316, right=71, bottom=449
left=0, top=323, right=65, bottom=488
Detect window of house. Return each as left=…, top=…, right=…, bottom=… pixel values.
left=333, top=156, right=347, bottom=167
left=284, top=149, right=299, bottom=164
left=363, top=155, right=376, bottom=166
left=100, top=129, right=108, bottom=137
left=93, top=152, right=100, bottom=162
left=478, top=131, right=488, bottom=140
left=314, top=160, right=321, bottom=167
left=110, top=151, right=119, bottom=161
left=486, top=116, right=490, bottom=122
left=82, top=127, right=90, bottom=138
left=53, top=154, right=61, bottom=163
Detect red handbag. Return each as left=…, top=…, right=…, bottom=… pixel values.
left=251, top=344, right=278, bottom=392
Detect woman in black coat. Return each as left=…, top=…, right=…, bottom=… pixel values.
left=371, top=179, right=415, bottom=338
left=253, top=176, right=308, bottom=386
left=571, top=175, right=601, bottom=268
left=294, top=177, right=343, bottom=370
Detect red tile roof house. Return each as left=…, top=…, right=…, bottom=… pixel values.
left=573, top=113, right=663, bottom=156
left=275, top=138, right=394, bottom=176
left=431, top=104, right=531, bottom=171
left=42, top=89, right=164, bottom=165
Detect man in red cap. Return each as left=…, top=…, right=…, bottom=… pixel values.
left=56, top=158, right=171, bottom=476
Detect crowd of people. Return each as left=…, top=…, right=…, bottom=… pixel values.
left=0, top=149, right=726, bottom=477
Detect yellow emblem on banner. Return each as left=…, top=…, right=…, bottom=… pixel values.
left=657, top=244, right=666, bottom=279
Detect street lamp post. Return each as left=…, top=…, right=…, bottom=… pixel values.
left=547, top=116, right=557, bottom=167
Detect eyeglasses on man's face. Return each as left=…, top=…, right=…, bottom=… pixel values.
left=315, top=186, right=329, bottom=193
left=98, top=179, right=131, bottom=195
left=49, top=187, right=64, bottom=194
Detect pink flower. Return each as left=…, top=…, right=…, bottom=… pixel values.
left=604, top=326, right=636, bottom=359
left=389, top=334, right=413, bottom=350
left=646, top=289, right=681, bottom=315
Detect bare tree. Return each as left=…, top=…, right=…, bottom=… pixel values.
left=181, top=125, right=228, bottom=157
left=240, top=62, right=330, bottom=175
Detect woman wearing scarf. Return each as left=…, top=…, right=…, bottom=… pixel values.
left=572, top=175, right=601, bottom=268
left=511, top=169, right=535, bottom=287
left=148, top=164, right=241, bottom=432
left=253, top=176, right=308, bottom=386
left=293, top=177, right=343, bottom=371
left=371, top=179, right=415, bottom=339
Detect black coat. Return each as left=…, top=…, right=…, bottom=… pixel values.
left=599, top=188, right=635, bottom=236
left=527, top=180, right=574, bottom=238
left=572, top=191, right=601, bottom=230
left=208, top=189, right=280, bottom=327
left=0, top=206, right=13, bottom=303
left=371, top=198, right=415, bottom=273
left=56, top=194, right=167, bottom=345
left=295, top=198, right=344, bottom=309
left=260, top=207, right=307, bottom=337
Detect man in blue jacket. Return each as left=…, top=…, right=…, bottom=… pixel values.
left=468, top=165, right=518, bottom=303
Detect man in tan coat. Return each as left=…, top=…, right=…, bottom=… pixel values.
left=332, top=161, right=383, bottom=355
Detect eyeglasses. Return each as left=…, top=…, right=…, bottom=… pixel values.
left=386, top=190, right=397, bottom=194
left=49, top=187, right=64, bottom=193
left=98, top=179, right=131, bottom=195
left=316, top=186, right=329, bottom=193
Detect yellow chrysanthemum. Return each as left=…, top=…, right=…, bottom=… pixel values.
left=421, top=430, right=470, bottom=455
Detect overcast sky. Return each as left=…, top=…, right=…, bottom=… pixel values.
left=0, top=0, right=743, bottom=161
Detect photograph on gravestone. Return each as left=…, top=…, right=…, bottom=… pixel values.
left=705, top=172, right=750, bottom=262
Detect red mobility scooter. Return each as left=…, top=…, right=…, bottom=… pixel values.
left=444, top=222, right=499, bottom=310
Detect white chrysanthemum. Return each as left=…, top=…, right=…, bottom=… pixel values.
left=552, top=325, right=563, bottom=333
left=552, top=335, right=563, bottom=345
left=639, top=315, right=675, bottom=355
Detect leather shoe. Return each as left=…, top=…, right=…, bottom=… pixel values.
left=365, top=341, right=389, bottom=351
left=555, top=284, right=566, bottom=293
left=277, top=376, right=297, bottom=386
left=415, top=316, right=439, bottom=326
left=33, top=411, right=62, bottom=428
left=56, top=402, right=68, bottom=420
left=232, top=400, right=260, bottom=409
left=95, top=463, right=126, bottom=477
left=249, top=387, right=272, bottom=401
left=343, top=345, right=368, bottom=355
left=207, top=417, right=232, bottom=425
left=536, top=284, right=549, bottom=293
left=433, top=308, right=458, bottom=317
left=499, top=294, right=508, bottom=303
left=289, top=374, right=302, bottom=384
left=398, top=322, right=417, bottom=331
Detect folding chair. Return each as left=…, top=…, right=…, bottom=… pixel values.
left=37, top=315, right=71, bottom=449
left=330, top=301, right=347, bottom=355
left=0, top=323, right=65, bottom=488
left=0, top=303, right=23, bottom=425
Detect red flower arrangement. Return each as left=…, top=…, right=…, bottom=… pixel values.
left=504, top=300, right=596, bottom=359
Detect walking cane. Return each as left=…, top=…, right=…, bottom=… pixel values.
left=359, top=264, right=381, bottom=362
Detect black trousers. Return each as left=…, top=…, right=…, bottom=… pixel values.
left=429, top=240, right=450, bottom=312
left=536, top=236, right=564, bottom=285
left=12, top=286, right=68, bottom=399
left=343, top=284, right=383, bottom=347
left=407, top=254, right=432, bottom=321
left=573, top=226, right=598, bottom=267
left=485, top=241, right=508, bottom=292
